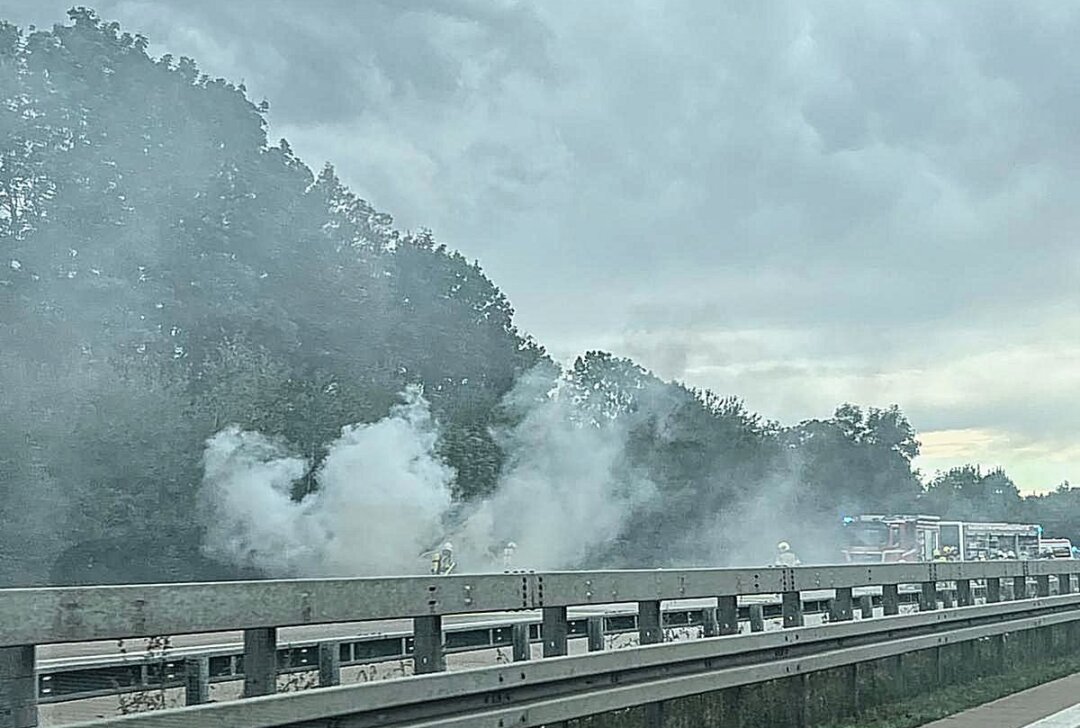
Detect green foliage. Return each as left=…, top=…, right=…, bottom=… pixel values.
left=921, top=465, right=1022, bottom=522
left=785, top=404, right=923, bottom=518
left=0, top=9, right=542, bottom=584
left=4, top=9, right=1077, bottom=585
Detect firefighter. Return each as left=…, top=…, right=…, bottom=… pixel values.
left=774, top=541, right=800, bottom=567
left=430, top=542, right=456, bottom=575
left=502, top=541, right=517, bottom=571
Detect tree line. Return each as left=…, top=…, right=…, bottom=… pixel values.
left=0, top=10, right=1073, bottom=584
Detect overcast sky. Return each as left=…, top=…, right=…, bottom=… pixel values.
left=5, top=0, right=1080, bottom=492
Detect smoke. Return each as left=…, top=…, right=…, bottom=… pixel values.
left=200, top=386, right=453, bottom=576
left=199, top=372, right=656, bottom=576
left=200, top=365, right=866, bottom=577
left=689, top=469, right=845, bottom=568
left=453, top=371, right=656, bottom=570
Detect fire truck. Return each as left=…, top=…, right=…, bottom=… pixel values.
left=840, top=514, right=942, bottom=563
left=1038, top=537, right=1076, bottom=559
left=840, top=515, right=1042, bottom=563
left=938, top=521, right=1041, bottom=561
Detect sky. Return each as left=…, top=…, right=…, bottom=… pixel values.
left=3, top=0, right=1079, bottom=492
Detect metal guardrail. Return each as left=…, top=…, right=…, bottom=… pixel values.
left=0, top=562, right=1055, bottom=647
left=63, top=591, right=1080, bottom=728
left=2, top=560, right=1077, bottom=727
left=37, top=590, right=932, bottom=704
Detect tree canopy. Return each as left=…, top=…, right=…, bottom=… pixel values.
left=0, top=9, right=1074, bottom=584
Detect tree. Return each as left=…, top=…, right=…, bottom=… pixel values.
left=0, top=9, right=543, bottom=582
left=922, top=465, right=1022, bottom=522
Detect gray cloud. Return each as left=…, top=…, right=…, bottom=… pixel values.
left=3, top=0, right=1079, bottom=488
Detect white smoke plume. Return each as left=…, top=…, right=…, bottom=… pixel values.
left=454, top=372, right=656, bottom=571
left=200, top=373, right=655, bottom=576
left=200, top=385, right=453, bottom=576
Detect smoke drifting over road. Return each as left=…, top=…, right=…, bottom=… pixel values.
left=454, top=371, right=657, bottom=571
left=200, top=374, right=655, bottom=576
left=201, top=386, right=454, bottom=576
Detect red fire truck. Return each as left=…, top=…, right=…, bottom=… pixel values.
left=841, top=514, right=1044, bottom=563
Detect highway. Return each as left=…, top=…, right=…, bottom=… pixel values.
left=36, top=588, right=890, bottom=666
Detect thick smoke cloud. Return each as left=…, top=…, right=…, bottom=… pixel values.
left=7, top=1, right=1079, bottom=489
left=201, top=387, right=453, bottom=576
left=454, top=372, right=657, bottom=570
left=2, top=0, right=1073, bottom=488
left=200, top=376, right=657, bottom=576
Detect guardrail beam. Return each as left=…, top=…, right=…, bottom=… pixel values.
left=65, top=592, right=1080, bottom=728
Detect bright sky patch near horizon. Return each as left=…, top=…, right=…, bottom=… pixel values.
left=4, top=0, right=1077, bottom=493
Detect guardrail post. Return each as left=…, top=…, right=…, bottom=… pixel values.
left=956, top=579, right=973, bottom=607
left=986, top=577, right=1001, bottom=603
left=702, top=608, right=720, bottom=637
left=849, top=663, right=861, bottom=715
left=882, top=584, right=900, bottom=615
left=638, top=600, right=662, bottom=645
left=782, top=591, right=804, bottom=628
left=749, top=603, right=765, bottom=632
left=794, top=673, right=810, bottom=727
left=587, top=616, right=605, bottom=651
left=830, top=587, right=854, bottom=621
left=644, top=702, right=665, bottom=728
left=1059, top=573, right=1073, bottom=595
left=511, top=623, right=531, bottom=661
left=717, top=596, right=739, bottom=635
left=413, top=616, right=445, bottom=674
left=184, top=656, right=210, bottom=705
left=0, top=645, right=36, bottom=728
left=1013, top=575, right=1027, bottom=600
left=242, top=628, right=277, bottom=697
left=1036, top=574, right=1051, bottom=598
left=859, top=594, right=873, bottom=618
left=543, top=606, right=569, bottom=656
left=318, top=643, right=341, bottom=687
left=919, top=582, right=937, bottom=611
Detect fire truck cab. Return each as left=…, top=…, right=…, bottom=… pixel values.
left=841, top=514, right=942, bottom=563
